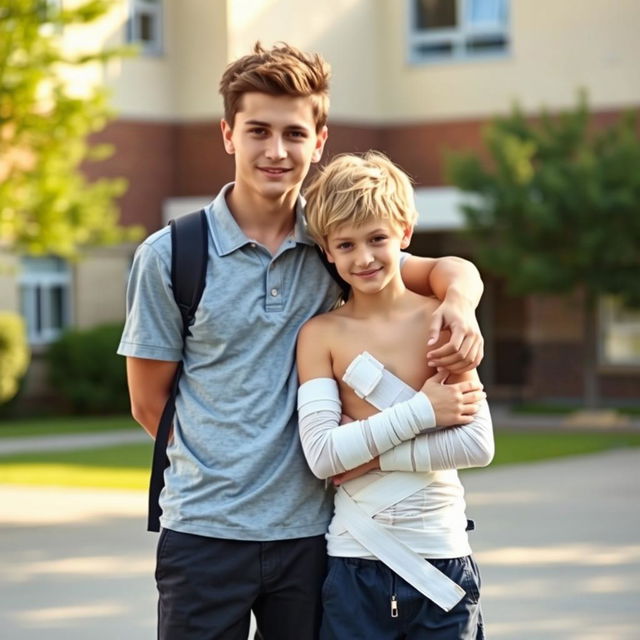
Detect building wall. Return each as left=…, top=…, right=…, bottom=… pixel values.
left=74, top=246, right=134, bottom=329
left=0, top=252, right=19, bottom=314
left=378, top=0, right=640, bottom=122
left=10, top=0, right=638, bottom=407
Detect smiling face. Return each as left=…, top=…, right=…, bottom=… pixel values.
left=221, top=92, right=327, bottom=205
left=325, top=218, right=412, bottom=295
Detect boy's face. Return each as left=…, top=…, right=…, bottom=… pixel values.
left=325, top=219, right=412, bottom=294
left=221, top=92, right=328, bottom=204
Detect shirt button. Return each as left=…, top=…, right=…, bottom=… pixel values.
left=270, top=288, right=279, bottom=297
left=250, top=243, right=256, bottom=248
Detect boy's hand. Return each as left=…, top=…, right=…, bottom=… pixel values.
left=426, top=295, right=484, bottom=373
left=332, top=457, right=380, bottom=486
left=421, top=371, right=486, bottom=427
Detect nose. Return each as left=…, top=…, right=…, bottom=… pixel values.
left=354, top=245, right=374, bottom=268
left=265, top=135, right=287, bottom=161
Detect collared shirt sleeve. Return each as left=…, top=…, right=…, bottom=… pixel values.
left=117, top=238, right=183, bottom=361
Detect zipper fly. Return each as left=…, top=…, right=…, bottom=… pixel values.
left=390, top=594, right=398, bottom=618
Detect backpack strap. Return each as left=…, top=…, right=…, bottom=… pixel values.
left=171, top=210, right=209, bottom=337
left=315, top=245, right=350, bottom=302
left=147, top=209, right=209, bottom=532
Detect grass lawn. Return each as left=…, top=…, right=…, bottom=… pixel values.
left=1, top=430, right=640, bottom=490
left=0, top=414, right=137, bottom=439
left=0, top=443, right=152, bottom=489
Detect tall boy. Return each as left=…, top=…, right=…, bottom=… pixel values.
left=119, top=44, right=486, bottom=640
left=297, top=151, right=493, bottom=639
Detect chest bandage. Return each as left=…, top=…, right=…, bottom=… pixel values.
left=343, top=351, right=436, bottom=430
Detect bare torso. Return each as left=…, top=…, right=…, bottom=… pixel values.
left=324, top=292, right=444, bottom=420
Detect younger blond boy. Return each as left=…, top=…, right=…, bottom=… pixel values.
left=297, top=151, right=494, bottom=639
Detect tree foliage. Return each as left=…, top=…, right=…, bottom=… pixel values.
left=447, top=92, right=640, bottom=306
left=447, top=93, right=640, bottom=406
left=0, top=0, right=142, bottom=257
left=0, top=312, right=29, bottom=404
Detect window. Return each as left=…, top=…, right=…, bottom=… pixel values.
left=19, top=257, right=72, bottom=345
left=408, top=0, right=509, bottom=63
left=600, top=296, right=640, bottom=367
left=127, top=0, right=163, bottom=55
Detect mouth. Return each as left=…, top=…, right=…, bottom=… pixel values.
left=258, top=167, right=292, bottom=176
left=352, top=267, right=382, bottom=278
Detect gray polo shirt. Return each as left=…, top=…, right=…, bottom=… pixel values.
left=118, top=184, right=340, bottom=540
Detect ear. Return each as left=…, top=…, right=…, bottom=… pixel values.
left=311, top=126, right=328, bottom=164
left=400, top=224, right=414, bottom=249
left=221, top=119, right=235, bottom=155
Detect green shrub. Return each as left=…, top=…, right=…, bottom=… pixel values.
left=0, top=313, right=30, bottom=404
left=47, top=323, right=129, bottom=414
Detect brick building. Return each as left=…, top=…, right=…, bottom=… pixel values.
left=2, top=0, right=639, bottom=404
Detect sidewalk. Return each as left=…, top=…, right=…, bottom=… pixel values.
left=1, top=448, right=639, bottom=639
left=0, top=429, right=149, bottom=457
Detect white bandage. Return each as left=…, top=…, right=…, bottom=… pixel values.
left=343, top=352, right=436, bottom=430
left=379, top=399, right=494, bottom=472
left=297, top=377, right=436, bottom=479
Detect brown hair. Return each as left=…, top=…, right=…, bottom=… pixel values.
left=219, top=42, right=331, bottom=132
left=304, top=151, right=417, bottom=249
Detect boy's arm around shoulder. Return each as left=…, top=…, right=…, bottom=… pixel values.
left=401, top=254, right=484, bottom=374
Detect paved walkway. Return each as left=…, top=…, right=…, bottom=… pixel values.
left=0, top=439, right=638, bottom=638
left=0, top=430, right=149, bottom=457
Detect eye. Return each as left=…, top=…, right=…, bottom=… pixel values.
left=287, top=130, right=307, bottom=139
left=336, top=242, right=352, bottom=250
left=248, top=127, right=267, bottom=136
left=371, top=235, right=388, bottom=244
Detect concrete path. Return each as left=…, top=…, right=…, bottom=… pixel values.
left=1, top=449, right=639, bottom=639
left=0, top=430, right=149, bottom=457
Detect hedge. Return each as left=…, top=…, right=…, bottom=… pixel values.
left=47, top=323, right=129, bottom=414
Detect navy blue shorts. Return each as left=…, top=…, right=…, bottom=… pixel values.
left=156, top=528, right=327, bottom=640
left=320, top=555, right=485, bottom=640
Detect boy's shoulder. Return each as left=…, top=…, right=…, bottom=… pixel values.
left=300, top=306, right=343, bottom=337
left=132, top=225, right=172, bottom=267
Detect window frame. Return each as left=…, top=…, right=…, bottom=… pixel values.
left=407, top=0, right=510, bottom=65
left=19, top=257, right=73, bottom=346
left=127, top=0, right=164, bottom=56
left=599, top=295, right=640, bottom=369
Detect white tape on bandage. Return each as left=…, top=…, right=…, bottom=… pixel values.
left=343, top=352, right=436, bottom=430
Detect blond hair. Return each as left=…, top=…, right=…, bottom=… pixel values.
left=219, top=42, right=330, bottom=132
left=304, top=151, right=417, bottom=248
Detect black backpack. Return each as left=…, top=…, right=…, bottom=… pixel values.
left=147, top=209, right=349, bottom=532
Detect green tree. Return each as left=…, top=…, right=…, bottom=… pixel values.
left=447, top=93, right=640, bottom=408
left=0, top=312, right=29, bottom=404
left=0, top=0, right=142, bottom=258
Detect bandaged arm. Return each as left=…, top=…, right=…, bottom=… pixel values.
left=297, top=378, right=436, bottom=479
left=379, top=399, right=494, bottom=472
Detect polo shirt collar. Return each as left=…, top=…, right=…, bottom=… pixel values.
left=208, top=183, right=315, bottom=256
left=293, top=196, right=315, bottom=246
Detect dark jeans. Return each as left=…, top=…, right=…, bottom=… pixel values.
left=156, top=528, right=327, bottom=640
left=320, top=555, right=485, bottom=640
